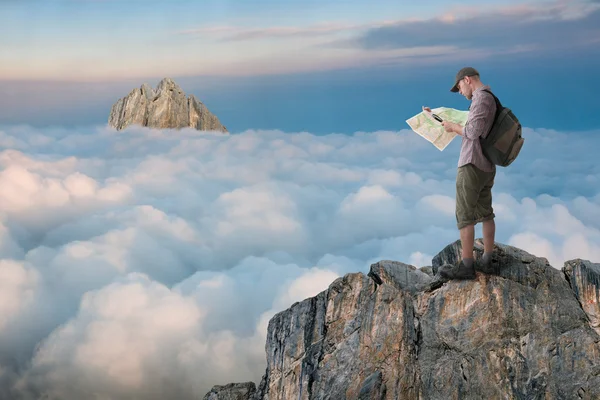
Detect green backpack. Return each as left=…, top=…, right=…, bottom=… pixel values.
left=479, top=89, right=524, bottom=167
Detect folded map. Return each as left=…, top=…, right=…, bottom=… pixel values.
left=406, top=107, right=469, bottom=151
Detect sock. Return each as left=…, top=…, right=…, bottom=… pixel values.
left=462, top=257, right=474, bottom=269
left=482, top=252, right=493, bottom=265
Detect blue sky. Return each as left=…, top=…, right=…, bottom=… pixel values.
left=1, top=0, right=599, bottom=132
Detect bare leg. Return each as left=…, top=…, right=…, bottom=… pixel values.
left=439, top=224, right=477, bottom=279
left=482, top=219, right=495, bottom=253
left=460, top=224, right=475, bottom=260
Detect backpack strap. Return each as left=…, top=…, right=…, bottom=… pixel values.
left=482, top=89, right=502, bottom=120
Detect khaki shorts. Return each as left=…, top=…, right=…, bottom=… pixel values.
left=456, top=163, right=496, bottom=230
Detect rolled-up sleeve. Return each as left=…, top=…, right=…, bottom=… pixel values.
left=463, top=92, right=496, bottom=140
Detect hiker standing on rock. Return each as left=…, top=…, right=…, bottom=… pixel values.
left=423, top=67, right=497, bottom=279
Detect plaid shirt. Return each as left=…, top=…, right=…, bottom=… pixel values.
left=458, top=85, right=496, bottom=172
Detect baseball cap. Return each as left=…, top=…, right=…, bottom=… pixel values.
left=450, top=67, right=479, bottom=92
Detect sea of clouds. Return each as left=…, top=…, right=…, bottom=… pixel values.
left=0, top=124, right=598, bottom=399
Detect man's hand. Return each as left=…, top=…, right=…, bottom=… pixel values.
left=423, top=106, right=462, bottom=135
left=442, top=121, right=463, bottom=135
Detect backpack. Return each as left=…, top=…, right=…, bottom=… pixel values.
left=479, top=89, right=524, bottom=167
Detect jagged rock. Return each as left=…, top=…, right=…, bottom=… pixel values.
left=563, top=259, right=600, bottom=336
left=368, top=260, right=433, bottom=293
left=414, top=241, right=599, bottom=400
left=108, top=78, right=228, bottom=132
left=258, top=271, right=419, bottom=400
left=203, top=382, right=256, bottom=400
left=208, top=240, right=600, bottom=400
left=431, top=240, right=464, bottom=274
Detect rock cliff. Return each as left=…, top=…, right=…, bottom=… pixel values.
left=205, top=240, right=600, bottom=400
left=108, top=78, right=227, bottom=132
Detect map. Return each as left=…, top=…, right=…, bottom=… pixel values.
left=406, top=107, right=469, bottom=151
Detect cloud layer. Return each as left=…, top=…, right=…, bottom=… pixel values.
left=0, top=123, right=599, bottom=399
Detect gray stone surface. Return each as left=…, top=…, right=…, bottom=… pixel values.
left=416, top=241, right=600, bottom=400
left=203, top=382, right=256, bottom=400
left=108, top=78, right=228, bottom=132
left=368, top=260, right=433, bottom=293
left=206, top=241, right=600, bottom=400
left=564, top=258, right=600, bottom=336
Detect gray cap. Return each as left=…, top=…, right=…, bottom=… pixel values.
left=450, top=67, right=479, bottom=92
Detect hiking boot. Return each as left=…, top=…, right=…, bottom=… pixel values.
left=478, top=255, right=500, bottom=275
left=438, top=260, right=476, bottom=280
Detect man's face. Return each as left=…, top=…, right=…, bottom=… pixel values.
left=458, top=77, right=473, bottom=100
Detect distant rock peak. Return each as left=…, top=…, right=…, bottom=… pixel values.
left=108, top=78, right=227, bottom=132
left=140, top=83, right=155, bottom=100
left=156, top=77, right=183, bottom=94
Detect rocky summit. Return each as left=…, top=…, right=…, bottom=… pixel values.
left=204, top=239, right=600, bottom=400
left=108, top=78, right=227, bottom=132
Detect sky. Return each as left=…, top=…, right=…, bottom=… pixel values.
left=1, top=0, right=600, bottom=399
left=1, top=0, right=600, bottom=132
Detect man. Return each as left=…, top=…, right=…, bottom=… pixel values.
left=424, top=67, right=496, bottom=279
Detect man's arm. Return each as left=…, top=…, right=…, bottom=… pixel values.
left=462, top=92, right=496, bottom=140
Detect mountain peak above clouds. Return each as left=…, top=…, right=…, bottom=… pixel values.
left=108, top=78, right=228, bottom=133
left=204, top=240, right=600, bottom=400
